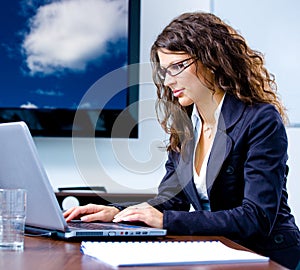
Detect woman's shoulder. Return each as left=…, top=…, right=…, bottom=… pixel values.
left=243, top=102, right=287, bottom=140
left=222, top=94, right=285, bottom=130
left=245, top=102, right=282, bottom=122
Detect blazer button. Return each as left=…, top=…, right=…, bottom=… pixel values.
left=226, top=166, right=234, bottom=175
left=274, top=234, right=284, bottom=244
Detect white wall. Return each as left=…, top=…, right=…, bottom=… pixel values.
left=34, top=0, right=210, bottom=194
left=212, top=0, right=300, bottom=124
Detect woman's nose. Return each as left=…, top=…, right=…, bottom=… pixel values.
left=163, top=73, right=176, bottom=87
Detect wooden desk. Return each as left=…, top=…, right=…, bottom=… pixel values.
left=0, top=235, right=286, bottom=270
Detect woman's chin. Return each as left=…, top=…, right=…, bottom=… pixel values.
left=177, top=96, right=193, bottom=107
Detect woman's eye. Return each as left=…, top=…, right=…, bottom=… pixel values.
left=171, top=63, right=184, bottom=72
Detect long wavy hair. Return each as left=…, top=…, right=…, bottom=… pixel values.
left=150, top=12, right=288, bottom=152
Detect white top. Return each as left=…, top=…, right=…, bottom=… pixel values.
left=191, top=95, right=225, bottom=202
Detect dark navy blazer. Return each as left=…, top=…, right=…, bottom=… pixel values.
left=147, top=94, right=300, bottom=268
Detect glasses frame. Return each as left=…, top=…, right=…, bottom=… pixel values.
left=157, top=57, right=198, bottom=81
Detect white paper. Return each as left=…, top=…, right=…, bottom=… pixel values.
left=80, top=240, right=269, bottom=267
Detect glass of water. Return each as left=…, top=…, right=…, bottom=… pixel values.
left=0, top=189, right=27, bottom=250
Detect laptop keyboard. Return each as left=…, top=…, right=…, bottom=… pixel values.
left=68, top=221, right=142, bottom=230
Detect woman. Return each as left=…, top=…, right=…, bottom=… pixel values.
left=64, top=12, right=300, bottom=268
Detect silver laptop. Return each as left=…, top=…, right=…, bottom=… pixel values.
left=0, top=121, right=166, bottom=239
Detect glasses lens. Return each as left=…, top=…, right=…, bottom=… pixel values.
left=157, top=57, right=196, bottom=81
left=169, top=63, right=184, bottom=76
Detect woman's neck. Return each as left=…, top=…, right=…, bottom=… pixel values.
left=195, top=91, right=225, bottom=126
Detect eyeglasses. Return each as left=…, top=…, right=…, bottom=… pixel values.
left=157, top=57, right=197, bottom=81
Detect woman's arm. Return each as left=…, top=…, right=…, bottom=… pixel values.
left=146, top=150, right=191, bottom=212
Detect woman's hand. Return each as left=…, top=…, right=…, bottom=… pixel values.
left=112, top=202, right=163, bottom=228
left=63, top=204, right=120, bottom=222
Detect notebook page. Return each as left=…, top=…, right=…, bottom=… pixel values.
left=80, top=240, right=269, bottom=267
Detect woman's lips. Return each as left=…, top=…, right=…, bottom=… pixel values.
left=172, top=89, right=184, bottom=98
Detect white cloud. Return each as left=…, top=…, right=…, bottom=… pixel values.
left=78, top=102, right=92, bottom=109
left=34, top=88, right=64, bottom=97
left=21, top=0, right=128, bottom=75
left=20, top=101, right=38, bottom=109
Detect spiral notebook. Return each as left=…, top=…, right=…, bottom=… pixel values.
left=80, top=240, right=269, bottom=267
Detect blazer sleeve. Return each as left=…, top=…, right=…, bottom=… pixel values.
left=147, top=150, right=191, bottom=212
left=162, top=104, right=289, bottom=239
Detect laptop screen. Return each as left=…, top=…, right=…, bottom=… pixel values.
left=0, top=121, right=167, bottom=239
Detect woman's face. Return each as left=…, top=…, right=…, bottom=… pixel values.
left=157, top=49, right=213, bottom=107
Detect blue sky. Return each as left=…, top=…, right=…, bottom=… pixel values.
left=0, top=0, right=129, bottom=110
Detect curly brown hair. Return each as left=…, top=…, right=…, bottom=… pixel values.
left=150, top=12, right=288, bottom=152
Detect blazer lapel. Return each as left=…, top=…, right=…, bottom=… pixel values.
left=206, top=128, right=232, bottom=192
left=206, top=94, right=246, bottom=195
left=176, top=138, right=203, bottom=210
left=174, top=94, right=246, bottom=208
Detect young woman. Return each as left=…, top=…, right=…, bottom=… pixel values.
left=64, top=12, right=300, bottom=269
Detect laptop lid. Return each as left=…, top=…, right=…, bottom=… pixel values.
left=0, top=121, right=166, bottom=239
